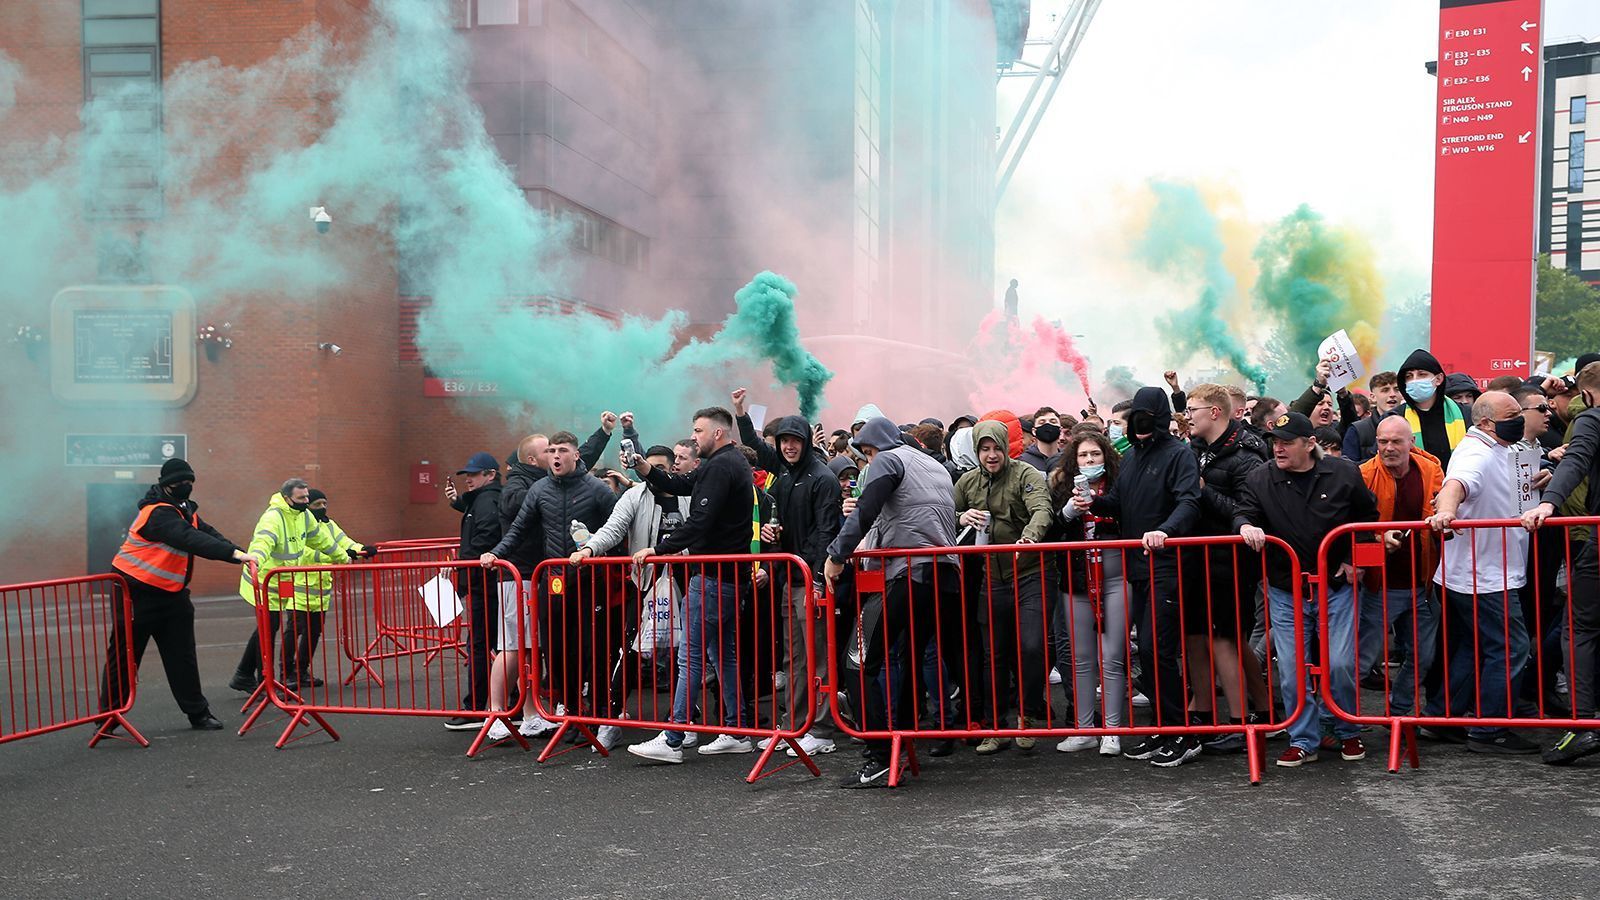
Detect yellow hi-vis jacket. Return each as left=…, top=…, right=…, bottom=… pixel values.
left=239, top=493, right=365, bottom=608
left=287, top=515, right=363, bottom=612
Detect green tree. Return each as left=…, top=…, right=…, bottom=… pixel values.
left=1536, top=255, right=1600, bottom=361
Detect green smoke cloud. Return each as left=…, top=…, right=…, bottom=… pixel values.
left=718, top=272, right=833, bottom=419
left=1135, top=180, right=1268, bottom=393
left=1252, top=204, right=1384, bottom=380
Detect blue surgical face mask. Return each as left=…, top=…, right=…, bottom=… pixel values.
left=1080, top=463, right=1106, bottom=482
left=1405, top=378, right=1437, bottom=402
left=1108, top=423, right=1125, bottom=442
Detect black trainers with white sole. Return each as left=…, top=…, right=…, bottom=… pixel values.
left=841, top=758, right=892, bottom=788
left=1122, top=734, right=1164, bottom=760
left=1150, top=736, right=1203, bottom=768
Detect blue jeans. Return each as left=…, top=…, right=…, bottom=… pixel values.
left=1357, top=585, right=1439, bottom=716
left=666, top=575, right=748, bottom=745
left=1428, top=588, right=1528, bottom=739
left=1268, top=583, right=1358, bottom=752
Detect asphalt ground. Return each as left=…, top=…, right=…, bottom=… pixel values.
left=4, top=597, right=1599, bottom=899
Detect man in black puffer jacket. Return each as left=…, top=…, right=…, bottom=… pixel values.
left=1078, top=385, right=1201, bottom=767
left=1180, top=384, right=1272, bottom=753
left=483, top=431, right=617, bottom=719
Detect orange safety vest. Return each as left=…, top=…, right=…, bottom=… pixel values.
left=112, top=503, right=196, bottom=592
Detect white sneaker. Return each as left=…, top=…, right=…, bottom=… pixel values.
left=1057, top=735, right=1098, bottom=752
left=698, top=734, right=753, bottom=755
left=520, top=714, right=557, bottom=738
left=486, top=719, right=512, bottom=742
left=1132, top=691, right=1151, bottom=708
left=593, top=724, right=621, bottom=752
left=1099, top=735, right=1122, bottom=756
left=757, top=735, right=778, bottom=751
left=786, top=732, right=836, bottom=757
left=626, top=732, right=684, bottom=764
left=681, top=730, right=699, bottom=748
left=772, top=671, right=788, bottom=692
left=1048, top=668, right=1063, bottom=685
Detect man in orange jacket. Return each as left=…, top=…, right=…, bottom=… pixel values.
left=101, top=458, right=249, bottom=730
left=1356, top=416, right=1443, bottom=716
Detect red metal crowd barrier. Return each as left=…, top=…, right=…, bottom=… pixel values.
left=828, top=536, right=1308, bottom=785
left=0, top=573, right=147, bottom=749
left=527, top=552, right=822, bottom=783
left=363, top=542, right=465, bottom=668
left=1317, top=516, right=1600, bottom=771
left=238, top=559, right=529, bottom=756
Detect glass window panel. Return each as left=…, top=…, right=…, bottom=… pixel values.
left=84, top=0, right=159, bottom=16
left=84, top=18, right=160, bottom=45
left=477, top=0, right=518, bottom=25
left=1575, top=97, right=1588, bottom=125
left=88, top=50, right=154, bottom=74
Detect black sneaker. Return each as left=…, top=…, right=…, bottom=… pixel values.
left=227, top=670, right=260, bottom=693
left=1202, top=731, right=1247, bottom=754
left=1466, top=730, right=1539, bottom=755
left=1122, top=734, right=1164, bottom=760
left=443, top=716, right=483, bottom=731
left=841, top=757, right=891, bottom=788
left=927, top=738, right=957, bottom=758
left=1543, top=730, right=1600, bottom=766
left=1150, top=736, right=1203, bottom=768
left=1417, top=725, right=1467, bottom=744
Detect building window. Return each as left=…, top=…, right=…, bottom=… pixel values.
left=477, top=0, right=518, bottom=25
left=1575, top=96, right=1588, bottom=125
left=852, top=0, right=882, bottom=328
left=525, top=188, right=649, bottom=271
left=451, top=0, right=470, bottom=28
left=1571, top=131, right=1586, bottom=194
left=83, top=0, right=162, bottom=220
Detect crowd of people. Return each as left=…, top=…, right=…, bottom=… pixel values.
left=97, top=345, right=1600, bottom=788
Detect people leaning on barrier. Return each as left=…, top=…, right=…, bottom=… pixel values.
left=1524, top=360, right=1600, bottom=765
left=1356, top=416, right=1443, bottom=718
left=824, top=415, right=965, bottom=788
left=103, top=458, right=249, bottom=731
left=231, top=478, right=372, bottom=696
left=483, top=432, right=618, bottom=738
left=1182, top=383, right=1273, bottom=755
left=1050, top=429, right=1128, bottom=757
left=446, top=452, right=511, bottom=735
left=1423, top=391, right=1538, bottom=756
left=1235, top=412, right=1378, bottom=768
left=731, top=390, right=842, bottom=759
left=623, top=406, right=758, bottom=764
left=956, top=419, right=1054, bottom=756
left=572, top=444, right=692, bottom=752
left=1074, top=387, right=1202, bottom=768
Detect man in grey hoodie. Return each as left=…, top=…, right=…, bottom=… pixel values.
left=825, top=417, right=965, bottom=787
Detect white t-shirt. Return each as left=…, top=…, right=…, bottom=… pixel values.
left=1434, top=428, right=1528, bottom=594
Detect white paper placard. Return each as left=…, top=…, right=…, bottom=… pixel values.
left=1318, top=329, right=1365, bottom=393
left=419, top=573, right=463, bottom=626
left=1512, top=445, right=1542, bottom=514
left=747, top=404, right=768, bottom=433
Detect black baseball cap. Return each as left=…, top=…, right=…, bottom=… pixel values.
left=1265, top=412, right=1315, bottom=442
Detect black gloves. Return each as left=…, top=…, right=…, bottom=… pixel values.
left=347, top=546, right=377, bottom=560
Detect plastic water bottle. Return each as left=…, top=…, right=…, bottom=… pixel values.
left=570, top=519, right=591, bottom=547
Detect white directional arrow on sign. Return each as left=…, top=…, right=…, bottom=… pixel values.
left=1522, top=66, right=1534, bottom=81
left=1520, top=131, right=1533, bottom=143
left=1516, top=360, right=1528, bottom=367
left=1521, top=20, right=1537, bottom=31
left=1522, top=42, right=1534, bottom=54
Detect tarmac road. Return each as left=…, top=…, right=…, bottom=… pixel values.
left=3, top=597, right=1597, bottom=899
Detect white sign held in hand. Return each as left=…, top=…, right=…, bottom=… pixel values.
left=1318, top=329, right=1365, bottom=393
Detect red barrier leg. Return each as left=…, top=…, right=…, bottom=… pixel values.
left=535, top=720, right=603, bottom=763
left=1404, top=724, right=1420, bottom=770
left=88, top=712, right=149, bottom=749
left=1387, top=721, right=1404, bottom=773
left=1245, top=726, right=1262, bottom=785
left=273, top=709, right=339, bottom=749
left=238, top=680, right=267, bottom=715
left=888, top=734, right=906, bottom=787
left=465, top=713, right=530, bottom=758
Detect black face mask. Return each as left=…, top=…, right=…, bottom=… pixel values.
left=311, top=508, right=330, bottom=522
left=1128, top=411, right=1158, bottom=444
left=289, top=499, right=310, bottom=512
left=1033, top=423, right=1062, bottom=444
left=1493, top=416, right=1526, bottom=444
left=165, top=482, right=193, bottom=501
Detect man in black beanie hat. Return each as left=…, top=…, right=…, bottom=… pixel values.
left=102, top=458, right=248, bottom=730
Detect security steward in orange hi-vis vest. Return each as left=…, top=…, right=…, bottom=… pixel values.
left=100, top=458, right=249, bottom=731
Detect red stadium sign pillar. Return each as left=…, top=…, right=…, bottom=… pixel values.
left=1430, top=0, right=1543, bottom=384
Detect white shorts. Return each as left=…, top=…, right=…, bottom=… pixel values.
left=495, top=580, right=532, bottom=652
